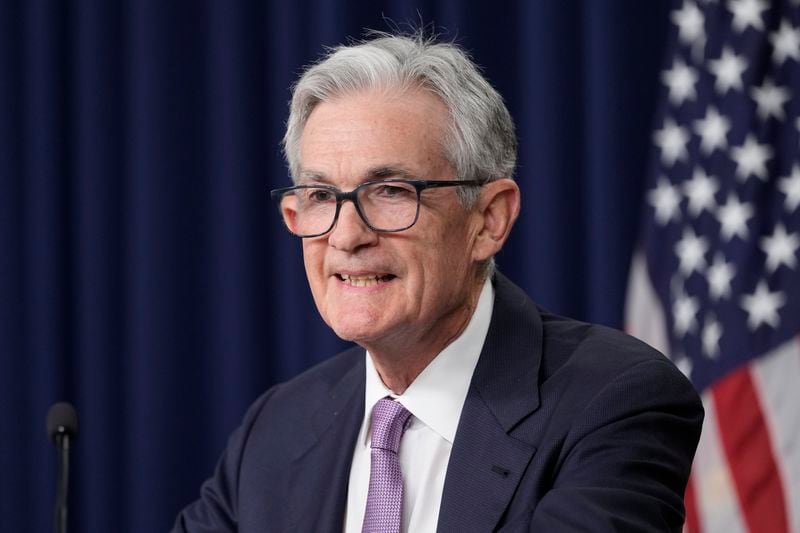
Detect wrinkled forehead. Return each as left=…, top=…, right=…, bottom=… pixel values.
left=297, top=88, right=454, bottom=186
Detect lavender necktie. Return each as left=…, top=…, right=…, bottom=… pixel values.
left=362, top=398, right=412, bottom=533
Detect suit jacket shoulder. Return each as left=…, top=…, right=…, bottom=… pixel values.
left=172, top=344, right=367, bottom=533
left=437, top=273, right=704, bottom=532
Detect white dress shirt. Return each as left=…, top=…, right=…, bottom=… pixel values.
left=343, top=278, right=494, bottom=533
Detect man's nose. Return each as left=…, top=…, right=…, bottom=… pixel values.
left=327, top=201, right=378, bottom=251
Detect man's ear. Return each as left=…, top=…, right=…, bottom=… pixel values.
left=471, top=178, right=521, bottom=263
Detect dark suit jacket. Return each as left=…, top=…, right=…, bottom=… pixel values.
left=173, top=273, right=703, bottom=532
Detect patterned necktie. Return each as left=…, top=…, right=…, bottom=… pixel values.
left=362, top=398, right=412, bottom=533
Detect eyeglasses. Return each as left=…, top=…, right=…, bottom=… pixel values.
left=270, top=179, right=484, bottom=238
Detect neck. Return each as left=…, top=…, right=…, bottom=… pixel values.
left=365, top=278, right=485, bottom=394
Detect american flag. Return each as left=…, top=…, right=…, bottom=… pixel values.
left=625, top=0, right=800, bottom=531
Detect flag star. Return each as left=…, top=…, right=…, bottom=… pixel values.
left=662, top=59, right=699, bottom=105
left=707, top=253, right=736, bottom=300
left=778, top=164, right=800, bottom=211
left=716, top=193, right=753, bottom=241
left=684, top=168, right=719, bottom=216
left=702, top=315, right=723, bottom=358
left=672, top=1, right=706, bottom=46
left=731, top=134, right=773, bottom=181
left=675, top=227, right=709, bottom=275
left=648, top=178, right=683, bottom=225
left=760, top=223, right=799, bottom=272
left=694, top=107, right=731, bottom=154
left=728, top=0, right=769, bottom=32
left=751, top=79, right=792, bottom=121
left=709, top=47, right=748, bottom=94
left=654, top=119, right=690, bottom=166
left=770, top=20, right=800, bottom=64
left=740, top=280, right=786, bottom=330
left=673, top=291, right=700, bottom=336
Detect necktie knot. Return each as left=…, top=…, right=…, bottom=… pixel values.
left=370, top=398, right=411, bottom=453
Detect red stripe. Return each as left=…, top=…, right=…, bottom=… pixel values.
left=683, top=474, right=699, bottom=533
left=712, top=366, right=789, bottom=533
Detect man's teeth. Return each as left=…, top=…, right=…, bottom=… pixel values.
left=339, top=274, right=390, bottom=287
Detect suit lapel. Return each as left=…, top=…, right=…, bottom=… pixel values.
left=287, top=352, right=365, bottom=533
left=437, top=273, right=543, bottom=532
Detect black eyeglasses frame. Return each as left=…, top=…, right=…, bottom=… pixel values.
left=269, top=178, right=485, bottom=238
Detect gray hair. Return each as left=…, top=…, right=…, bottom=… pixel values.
left=282, top=31, right=517, bottom=207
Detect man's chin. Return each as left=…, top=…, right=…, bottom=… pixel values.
left=328, top=318, right=391, bottom=346
left=330, top=325, right=379, bottom=344
left=322, top=298, right=395, bottom=339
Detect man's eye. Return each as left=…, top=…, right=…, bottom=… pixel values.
left=374, top=184, right=414, bottom=198
left=307, top=189, right=334, bottom=202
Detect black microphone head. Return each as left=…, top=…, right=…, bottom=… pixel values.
left=46, top=402, right=79, bottom=444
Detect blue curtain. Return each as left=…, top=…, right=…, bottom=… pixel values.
left=0, top=1, right=670, bottom=531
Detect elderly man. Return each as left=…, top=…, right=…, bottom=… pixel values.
left=173, top=32, right=703, bottom=532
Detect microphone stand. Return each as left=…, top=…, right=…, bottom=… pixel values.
left=53, top=431, right=71, bottom=533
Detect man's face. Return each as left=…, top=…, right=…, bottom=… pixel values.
left=297, top=88, right=484, bottom=351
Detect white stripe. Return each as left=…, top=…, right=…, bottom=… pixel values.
left=750, top=337, right=800, bottom=532
left=693, top=393, right=749, bottom=533
left=624, top=251, right=671, bottom=356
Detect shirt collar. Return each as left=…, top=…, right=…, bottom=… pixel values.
left=363, top=277, right=494, bottom=444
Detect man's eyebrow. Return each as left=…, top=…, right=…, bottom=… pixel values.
left=298, top=166, right=420, bottom=184
left=367, top=166, right=417, bottom=180
left=297, top=171, right=331, bottom=185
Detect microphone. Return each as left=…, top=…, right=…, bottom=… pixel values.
left=46, top=402, right=79, bottom=533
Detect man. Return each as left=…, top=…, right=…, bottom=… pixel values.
left=173, top=32, right=703, bottom=532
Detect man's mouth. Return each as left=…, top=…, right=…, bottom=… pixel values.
left=335, top=273, right=396, bottom=287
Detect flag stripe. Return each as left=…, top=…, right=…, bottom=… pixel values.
left=713, top=368, right=789, bottom=533
left=624, top=251, right=670, bottom=355
left=693, top=391, right=748, bottom=533
left=684, top=475, right=700, bottom=533
left=751, top=337, right=800, bottom=532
